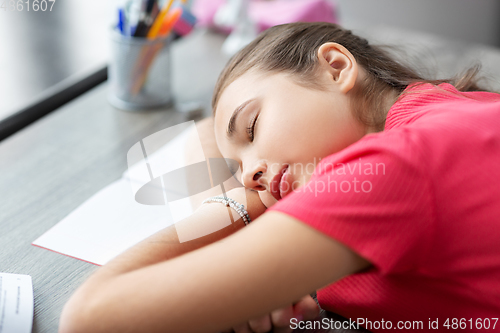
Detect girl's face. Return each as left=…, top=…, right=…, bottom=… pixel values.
left=214, top=67, right=366, bottom=206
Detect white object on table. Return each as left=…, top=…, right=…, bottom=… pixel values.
left=32, top=124, right=197, bottom=266
left=32, top=121, right=239, bottom=265
left=0, top=273, right=33, bottom=333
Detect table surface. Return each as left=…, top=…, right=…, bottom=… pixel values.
left=1, top=26, right=500, bottom=333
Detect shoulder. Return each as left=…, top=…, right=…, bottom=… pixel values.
left=316, top=129, right=426, bottom=178
left=385, top=82, right=500, bottom=131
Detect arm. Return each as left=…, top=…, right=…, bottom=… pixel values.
left=59, top=209, right=370, bottom=333
left=71, top=186, right=266, bottom=279
left=87, top=116, right=262, bottom=278
left=59, top=115, right=267, bottom=330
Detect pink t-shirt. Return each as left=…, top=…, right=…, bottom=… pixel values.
left=269, top=83, right=500, bottom=331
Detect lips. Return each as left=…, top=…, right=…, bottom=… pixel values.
left=269, top=164, right=289, bottom=201
left=279, top=166, right=293, bottom=199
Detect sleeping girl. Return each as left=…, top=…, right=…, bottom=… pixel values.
left=59, top=22, right=500, bottom=333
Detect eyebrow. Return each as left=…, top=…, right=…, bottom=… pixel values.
left=227, top=99, right=255, bottom=138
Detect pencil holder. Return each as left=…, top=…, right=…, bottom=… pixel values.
left=108, top=29, right=174, bottom=110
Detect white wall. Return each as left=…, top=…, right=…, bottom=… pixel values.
left=333, top=0, right=500, bottom=47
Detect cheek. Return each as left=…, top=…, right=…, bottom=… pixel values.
left=265, top=102, right=360, bottom=164
left=268, top=109, right=338, bottom=160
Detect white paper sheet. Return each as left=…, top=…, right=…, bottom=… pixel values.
left=33, top=123, right=199, bottom=265
left=32, top=120, right=241, bottom=265
left=32, top=178, right=174, bottom=266
left=0, top=273, right=33, bottom=333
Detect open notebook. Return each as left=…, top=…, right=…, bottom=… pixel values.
left=32, top=121, right=242, bottom=266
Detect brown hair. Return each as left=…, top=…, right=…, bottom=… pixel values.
left=212, top=22, right=488, bottom=131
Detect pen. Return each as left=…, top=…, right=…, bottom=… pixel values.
left=158, top=6, right=182, bottom=36
left=117, top=8, right=125, bottom=34
left=149, top=0, right=160, bottom=30
left=131, top=7, right=183, bottom=95
left=130, top=0, right=176, bottom=94
left=133, top=0, right=158, bottom=37
left=124, top=0, right=135, bottom=36
left=147, top=0, right=175, bottom=39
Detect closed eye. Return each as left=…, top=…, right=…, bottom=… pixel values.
left=247, top=112, right=259, bottom=142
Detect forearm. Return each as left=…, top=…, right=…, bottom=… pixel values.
left=60, top=208, right=369, bottom=333
left=97, top=117, right=253, bottom=278
left=60, top=117, right=269, bottom=332
left=60, top=188, right=267, bottom=331
left=93, top=188, right=265, bottom=275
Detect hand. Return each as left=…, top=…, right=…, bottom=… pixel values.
left=222, top=294, right=320, bottom=333
left=258, top=190, right=278, bottom=209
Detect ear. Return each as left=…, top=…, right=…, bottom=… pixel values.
left=317, top=42, right=358, bottom=94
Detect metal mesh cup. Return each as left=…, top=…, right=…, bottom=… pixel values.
left=108, top=29, right=174, bottom=110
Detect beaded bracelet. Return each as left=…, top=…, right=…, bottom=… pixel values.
left=201, top=196, right=251, bottom=225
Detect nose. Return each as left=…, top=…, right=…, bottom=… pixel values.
left=242, top=160, right=267, bottom=191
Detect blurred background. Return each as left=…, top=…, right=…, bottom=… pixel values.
left=1, top=0, right=499, bottom=140
left=335, top=0, right=500, bottom=47
left=1, top=3, right=500, bottom=332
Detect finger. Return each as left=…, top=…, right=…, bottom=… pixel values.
left=293, top=295, right=320, bottom=321
left=232, top=322, right=253, bottom=333
left=270, top=304, right=294, bottom=327
left=248, top=314, right=272, bottom=333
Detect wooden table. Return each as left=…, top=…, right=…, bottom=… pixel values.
left=1, top=26, right=499, bottom=333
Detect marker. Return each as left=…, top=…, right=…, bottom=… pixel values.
left=147, top=0, right=176, bottom=39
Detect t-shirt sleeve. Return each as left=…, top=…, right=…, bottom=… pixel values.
left=268, top=131, right=435, bottom=274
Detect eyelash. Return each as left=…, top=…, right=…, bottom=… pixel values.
left=247, top=113, right=259, bottom=142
